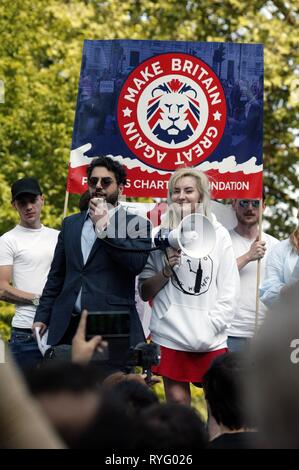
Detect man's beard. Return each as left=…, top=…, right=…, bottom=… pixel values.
left=105, top=189, right=119, bottom=206
left=237, top=213, right=258, bottom=227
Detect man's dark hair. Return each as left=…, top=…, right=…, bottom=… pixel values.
left=135, top=403, right=207, bottom=450
left=78, top=190, right=90, bottom=211
left=87, top=156, right=127, bottom=186
left=103, top=379, right=159, bottom=417
left=24, top=362, right=101, bottom=395
left=203, top=352, right=250, bottom=430
left=75, top=380, right=158, bottom=449
left=24, top=363, right=104, bottom=449
left=74, top=394, right=136, bottom=449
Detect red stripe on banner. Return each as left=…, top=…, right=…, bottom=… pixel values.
left=206, top=170, right=263, bottom=199
left=67, top=165, right=263, bottom=200
left=67, top=165, right=88, bottom=194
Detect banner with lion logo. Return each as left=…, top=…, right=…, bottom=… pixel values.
left=68, top=40, right=263, bottom=199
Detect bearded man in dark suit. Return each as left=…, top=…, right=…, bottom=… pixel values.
left=33, top=156, right=151, bottom=369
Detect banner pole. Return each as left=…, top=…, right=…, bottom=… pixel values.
left=254, top=200, right=263, bottom=335
left=63, top=190, right=69, bottom=219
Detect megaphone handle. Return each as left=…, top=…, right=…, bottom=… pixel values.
left=194, top=261, right=203, bottom=294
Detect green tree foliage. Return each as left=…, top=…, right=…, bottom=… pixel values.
left=0, top=0, right=298, bottom=235
left=0, top=0, right=298, bottom=335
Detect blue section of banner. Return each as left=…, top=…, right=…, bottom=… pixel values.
left=72, top=40, right=263, bottom=166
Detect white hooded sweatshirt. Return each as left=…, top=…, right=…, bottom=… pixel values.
left=139, top=216, right=240, bottom=352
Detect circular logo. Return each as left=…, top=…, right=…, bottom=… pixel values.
left=118, top=53, right=226, bottom=171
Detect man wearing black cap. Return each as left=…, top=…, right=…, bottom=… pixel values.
left=0, top=177, right=59, bottom=369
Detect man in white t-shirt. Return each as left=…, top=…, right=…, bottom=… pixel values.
left=0, top=178, right=59, bottom=369
left=227, top=198, right=278, bottom=352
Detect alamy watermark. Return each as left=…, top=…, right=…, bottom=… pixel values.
left=290, top=339, right=299, bottom=364
left=0, top=339, right=5, bottom=363
left=94, top=199, right=206, bottom=240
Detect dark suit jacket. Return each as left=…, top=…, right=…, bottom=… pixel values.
left=35, top=207, right=152, bottom=346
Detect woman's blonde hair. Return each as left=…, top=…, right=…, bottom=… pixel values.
left=161, top=168, right=212, bottom=230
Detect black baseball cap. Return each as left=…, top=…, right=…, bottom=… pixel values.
left=11, top=177, right=42, bottom=201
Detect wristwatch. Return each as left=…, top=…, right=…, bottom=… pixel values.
left=32, top=295, right=40, bottom=307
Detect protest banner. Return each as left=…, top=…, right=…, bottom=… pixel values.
left=67, top=40, right=263, bottom=200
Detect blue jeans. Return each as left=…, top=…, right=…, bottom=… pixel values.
left=9, top=328, right=43, bottom=370
left=227, top=336, right=251, bottom=353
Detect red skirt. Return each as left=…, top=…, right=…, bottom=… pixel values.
left=152, top=345, right=228, bottom=383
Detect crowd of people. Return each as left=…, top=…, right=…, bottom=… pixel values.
left=0, top=156, right=298, bottom=449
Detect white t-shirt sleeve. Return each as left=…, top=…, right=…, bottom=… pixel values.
left=138, top=252, right=161, bottom=280
left=0, top=236, right=14, bottom=266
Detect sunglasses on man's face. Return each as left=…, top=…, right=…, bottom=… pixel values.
left=239, top=199, right=260, bottom=209
left=88, top=176, right=115, bottom=189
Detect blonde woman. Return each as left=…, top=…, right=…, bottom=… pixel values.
left=260, top=208, right=299, bottom=306
left=139, top=168, right=239, bottom=405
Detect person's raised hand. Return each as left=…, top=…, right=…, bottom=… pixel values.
left=72, top=309, right=108, bottom=365
left=89, top=198, right=109, bottom=231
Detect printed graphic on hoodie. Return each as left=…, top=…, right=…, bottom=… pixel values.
left=171, top=253, right=213, bottom=295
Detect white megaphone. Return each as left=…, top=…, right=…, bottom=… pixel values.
left=154, top=213, right=216, bottom=258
